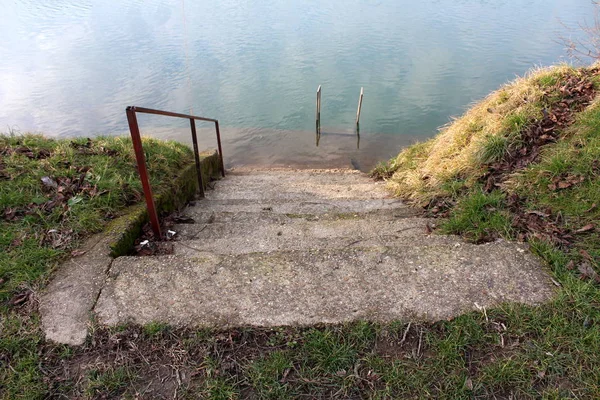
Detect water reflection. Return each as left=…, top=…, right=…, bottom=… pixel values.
left=0, top=0, right=595, bottom=168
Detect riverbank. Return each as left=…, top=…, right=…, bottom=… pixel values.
left=375, top=64, right=600, bottom=396
left=2, top=64, right=600, bottom=398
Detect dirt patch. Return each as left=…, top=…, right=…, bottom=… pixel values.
left=43, top=325, right=295, bottom=398
left=374, top=323, right=427, bottom=360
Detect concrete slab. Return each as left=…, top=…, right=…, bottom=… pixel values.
left=186, top=198, right=408, bottom=216
left=173, top=217, right=433, bottom=254
left=179, top=208, right=421, bottom=226
left=205, top=169, right=389, bottom=201
left=39, top=235, right=112, bottom=346
left=94, top=240, right=554, bottom=327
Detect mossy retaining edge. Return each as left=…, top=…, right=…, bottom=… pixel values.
left=105, top=150, right=221, bottom=257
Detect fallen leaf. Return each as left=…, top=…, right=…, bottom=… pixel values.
left=578, top=262, right=599, bottom=282
left=575, top=224, right=595, bottom=234
left=9, top=289, right=32, bottom=307
left=425, top=223, right=433, bottom=234
left=537, top=370, right=546, bottom=379
left=71, top=250, right=87, bottom=257
left=41, top=176, right=58, bottom=190
left=173, top=215, right=195, bottom=224
left=557, top=181, right=572, bottom=189
left=465, top=378, right=474, bottom=390
left=526, top=210, right=550, bottom=218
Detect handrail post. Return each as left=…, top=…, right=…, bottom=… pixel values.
left=125, top=106, right=224, bottom=240
left=214, top=121, right=225, bottom=177
left=126, top=107, right=162, bottom=239
left=189, top=118, right=205, bottom=198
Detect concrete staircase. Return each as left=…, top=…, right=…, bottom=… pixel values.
left=94, top=169, right=554, bottom=328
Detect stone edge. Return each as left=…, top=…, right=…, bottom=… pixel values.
left=40, top=149, right=221, bottom=346
left=106, top=150, right=221, bottom=256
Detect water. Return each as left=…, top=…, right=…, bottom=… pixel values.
left=0, top=0, right=595, bottom=170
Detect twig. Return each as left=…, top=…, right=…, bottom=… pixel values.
left=189, top=224, right=208, bottom=240
left=399, top=322, right=412, bottom=345
left=416, top=327, right=423, bottom=358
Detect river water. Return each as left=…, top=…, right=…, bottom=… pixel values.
left=0, top=0, right=595, bottom=170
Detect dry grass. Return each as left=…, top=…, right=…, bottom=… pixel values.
left=387, top=64, right=587, bottom=202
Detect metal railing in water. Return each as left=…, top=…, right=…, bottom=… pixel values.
left=125, top=106, right=225, bottom=239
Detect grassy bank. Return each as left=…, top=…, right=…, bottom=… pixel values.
left=0, top=135, right=194, bottom=397
left=3, top=65, right=600, bottom=399
left=370, top=64, right=600, bottom=396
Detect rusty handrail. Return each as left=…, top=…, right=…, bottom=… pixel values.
left=126, top=106, right=225, bottom=239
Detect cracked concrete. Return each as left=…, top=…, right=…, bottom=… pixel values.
left=39, top=234, right=113, bottom=346
left=41, top=168, right=556, bottom=344
left=95, top=240, right=553, bottom=327
left=96, top=168, right=555, bottom=328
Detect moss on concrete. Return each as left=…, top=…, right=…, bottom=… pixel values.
left=107, top=150, right=221, bottom=256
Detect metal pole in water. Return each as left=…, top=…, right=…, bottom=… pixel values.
left=316, top=85, right=321, bottom=128
left=316, top=85, right=322, bottom=146
left=356, top=87, right=364, bottom=125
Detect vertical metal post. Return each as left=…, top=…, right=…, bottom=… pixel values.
left=316, top=85, right=321, bottom=130
left=214, top=121, right=225, bottom=177
left=316, top=85, right=322, bottom=146
left=126, top=107, right=162, bottom=239
left=356, top=87, right=364, bottom=125
left=190, top=118, right=205, bottom=198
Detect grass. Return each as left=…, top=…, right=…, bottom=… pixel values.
left=367, top=64, right=600, bottom=398
left=441, top=189, right=514, bottom=242
left=0, top=133, right=193, bottom=399
left=0, top=134, right=193, bottom=301
left=3, top=65, right=600, bottom=399
left=385, top=64, right=596, bottom=201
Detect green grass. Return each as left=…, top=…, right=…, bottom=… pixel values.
left=366, top=66, right=600, bottom=398
left=0, top=133, right=193, bottom=399
left=514, top=100, right=600, bottom=261
left=386, top=64, right=594, bottom=201
left=3, top=68, right=600, bottom=398
left=478, top=134, right=511, bottom=164
left=0, top=134, right=193, bottom=301
left=441, top=189, right=514, bottom=243
left=85, top=366, right=132, bottom=398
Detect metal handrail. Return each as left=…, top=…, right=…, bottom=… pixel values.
left=126, top=106, right=225, bottom=239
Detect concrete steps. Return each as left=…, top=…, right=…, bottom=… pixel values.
left=180, top=207, right=420, bottom=225
left=93, top=168, right=555, bottom=329
left=172, top=217, right=432, bottom=254
left=95, top=241, right=552, bottom=327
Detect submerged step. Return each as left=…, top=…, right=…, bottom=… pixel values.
left=95, top=241, right=554, bottom=328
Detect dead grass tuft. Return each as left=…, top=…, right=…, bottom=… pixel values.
left=387, top=64, right=592, bottom=202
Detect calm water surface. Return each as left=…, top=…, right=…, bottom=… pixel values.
left=0, top=0, right=595, bottom=170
